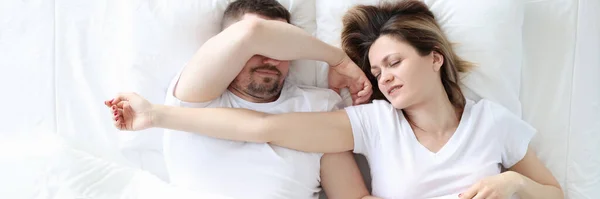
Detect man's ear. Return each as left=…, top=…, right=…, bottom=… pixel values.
left=432, top=51, right=444, bottom=72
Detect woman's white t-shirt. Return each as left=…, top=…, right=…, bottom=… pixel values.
left=344, top=99, right=536, bottom=199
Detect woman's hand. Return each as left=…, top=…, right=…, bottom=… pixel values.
left=104, top=92, right=154, bottom=131
left=459, top=171, right=524, bottom=199
left=328, top=56, right=373, bottom=105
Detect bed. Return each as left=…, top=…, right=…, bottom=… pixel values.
left=0, top=0, right=598, bottom=198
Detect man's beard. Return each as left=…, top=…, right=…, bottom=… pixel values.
left=246, top=64, right=282, bottom=97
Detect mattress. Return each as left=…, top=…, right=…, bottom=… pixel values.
left=0, top=0, right=598, bottom=198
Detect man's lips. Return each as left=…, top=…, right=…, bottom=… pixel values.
left=255, top=69, right=280, bottom=76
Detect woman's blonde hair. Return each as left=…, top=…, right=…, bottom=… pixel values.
left=341, top=0, right=472, bottom=109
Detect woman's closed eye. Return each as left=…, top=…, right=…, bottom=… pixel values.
left=388, top=60, right=401, bottom=67
left=372, top=59, right=401, bottom=80
left=373, top=72, right=381, bottom=80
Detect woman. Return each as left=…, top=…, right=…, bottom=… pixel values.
left=106, top=1, right=563, bottom=198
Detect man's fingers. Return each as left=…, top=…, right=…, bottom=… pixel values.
left=350, top=93, right=359, bottom=105
left=359, top=88, right=372, bottom=100
left=357, top=82, right=372, bottom=97
left=355, top=95, right=371, bottom=105
left=357, top=88, right=368, bottom=97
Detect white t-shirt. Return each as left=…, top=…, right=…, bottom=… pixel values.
left=163, top=73, right=344, bottom=199
left=345, top=99, right=536, bottom=199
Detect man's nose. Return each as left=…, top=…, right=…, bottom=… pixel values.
left=263, top=58, right=282, bottom=66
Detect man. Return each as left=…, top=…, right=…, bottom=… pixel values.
left=108, top=0, right=374, bottom=198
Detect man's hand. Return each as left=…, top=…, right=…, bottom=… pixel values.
left=329, top=56, right=373, bottom=105
left=104, top=93, right=154, bottom=131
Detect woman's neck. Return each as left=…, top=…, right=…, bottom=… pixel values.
left=403, top=93, right=461, bottom=137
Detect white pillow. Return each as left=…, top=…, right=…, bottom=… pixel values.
left=315, top=0, right=525, bottom=114
left=425, top=0, right=525, bottom=115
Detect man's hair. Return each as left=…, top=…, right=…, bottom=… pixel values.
left=222, top=0, right=291, bottom=28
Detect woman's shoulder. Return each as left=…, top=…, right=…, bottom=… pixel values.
left=469, top=98, right=527, bottom=127
left=344, top=99, right=399, bottom=118
left=363, top=99, right=398, bottom=113
left=471, top=98, right=516, bottom=114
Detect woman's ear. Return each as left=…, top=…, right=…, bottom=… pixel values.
left=432, top=51, right=444, bottom=72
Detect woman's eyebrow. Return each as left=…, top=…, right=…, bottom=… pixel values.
left=371, top=54, right=394, bottom=68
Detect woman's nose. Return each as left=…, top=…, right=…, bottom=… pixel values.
left=263, top=58, right=282, bottom=66
left=379, top=73, right=394, bottom=85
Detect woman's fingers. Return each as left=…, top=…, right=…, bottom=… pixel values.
left=104, top=99, right=112, bottom=107
left=110, top=105, right=117, bottom=116
left=111, top=107, right=126, bottom=130
left=113, top=115, right=123, bottom=130
left=110, top=92, right=138, bottom=106
left=471, top=188, right=492, bottom=199
left=108, top=95, right=135, bottom=131
left=459, top=183, right=480, bottom=199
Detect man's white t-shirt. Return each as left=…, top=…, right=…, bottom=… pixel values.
left=345, top=99, right=536, bottom=199
left=163, top=74, right=344, bottom=199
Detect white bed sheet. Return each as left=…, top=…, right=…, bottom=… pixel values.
left=567, top=0, right=600, bottom=197
left=0, top=0, right=598, bottom=199
left=520, top=0, right=600, bottom=198
left=0, top=0, right=56, bottom=137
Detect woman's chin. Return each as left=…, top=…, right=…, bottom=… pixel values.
left=389, top=97, right=409, bottom=110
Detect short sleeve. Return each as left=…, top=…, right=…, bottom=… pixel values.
left=326, top=91, right=346, bottom=111
left=344, top=102, right=383, bottom=156
left=488, top=101, right=537, bottom=168
left=164, top=67, right=220, bottom=108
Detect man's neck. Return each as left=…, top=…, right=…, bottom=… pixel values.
left=228, top=87, right=280, bottom=103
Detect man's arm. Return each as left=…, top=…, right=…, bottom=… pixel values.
left=320, top=152, right=380, bottom=199
left=174, top=18, right=346, bottom=103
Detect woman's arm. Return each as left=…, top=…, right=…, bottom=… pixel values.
left=151, top=104, right=355, bottom=153
left=459, top=147, right=563, bottom=199
left=508, top=148, right=564, bottom=199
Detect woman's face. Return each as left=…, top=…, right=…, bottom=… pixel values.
left=368, top=35, right=444, bottom=109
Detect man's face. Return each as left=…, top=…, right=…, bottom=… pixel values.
left=229, top=14, right=290, bottom=100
